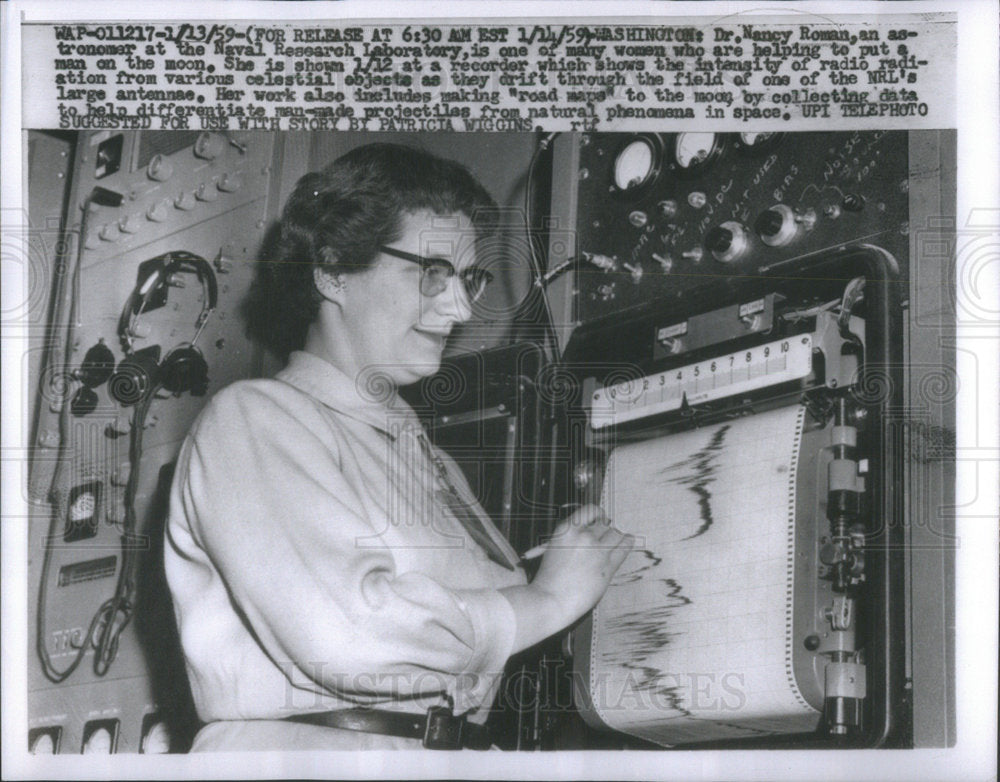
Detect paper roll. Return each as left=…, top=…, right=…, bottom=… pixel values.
left=581, top=404, right=821, bottom=746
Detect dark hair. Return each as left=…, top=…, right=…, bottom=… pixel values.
left=245, top=143, right=497, bottom=357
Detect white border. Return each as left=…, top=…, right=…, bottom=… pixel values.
left=2, top=2, right=997, bottom=780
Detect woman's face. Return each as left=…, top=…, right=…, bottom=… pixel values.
left=335, top=209, right=476, bottom=387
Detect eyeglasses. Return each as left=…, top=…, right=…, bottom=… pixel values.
left=379, top=245, right=494, bottom=304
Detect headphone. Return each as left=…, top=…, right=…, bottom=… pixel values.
left=108, top=251, right=218, bottom=405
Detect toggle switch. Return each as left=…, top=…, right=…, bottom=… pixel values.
left=652, top=252, right=673, bottom=273
left=622, top=262, right=644, bottom=283
left=795, top=208, right=817, bottom=231
left=681, top=246, right=704, bottom=263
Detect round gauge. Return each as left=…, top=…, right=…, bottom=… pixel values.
left=82, top=726, right=113, bottom=754
left=672, top=133, right=721, bottom=172
left=740, top=132, right=775, bottom=146
left=613, top=138, right=656, bottom=192
left=141, top=721, right=171, bottom=754
left=69, top=491, right=96, bottom=522
left=30, top=733, right=56, bottom=755
left=736, top=132, right=784, bottom=154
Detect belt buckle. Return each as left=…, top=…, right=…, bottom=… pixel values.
left=422, top=705, right=465, bottom=750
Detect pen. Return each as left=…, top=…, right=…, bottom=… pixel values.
left=520, top=542, right=549, bottom=560
left=520, top=504, right=610, bottom=561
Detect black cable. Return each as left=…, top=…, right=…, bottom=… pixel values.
left=37, top=241, right=207, bottom=682
left=838, top=276, right=866, bottom=353
left=93, top=383, right=159, bottom=674
left=93, top=251, right=215, bottom=672
left=519, top=132, right=561, bottom=363
left=36, top=191, right=110, bottom=682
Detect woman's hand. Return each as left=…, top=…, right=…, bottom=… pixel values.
left=500, top=505, right=633, bottom=653
left=531, top=505, right=634, bottom=622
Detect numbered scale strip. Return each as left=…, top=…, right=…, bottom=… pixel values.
left=590, top=335, right=814, bottom=429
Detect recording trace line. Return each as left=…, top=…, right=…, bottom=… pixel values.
left=610, top=548, right=663, bottom=586
left=601, top=577, right=693, bottom=717
left=658, top=424, right=731, bottom=540
left=585, top=405, right=820, bottom=745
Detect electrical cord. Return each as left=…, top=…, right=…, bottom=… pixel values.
left=837, top=276, right=866, bottom=352
left=520, top=131, right=561, bottom=363
left=91, top=251, right=215, bottom=673
left=37, top=242, right=205, bottom=682
left=36, top=188, right=123, bottom=682
left=93, top=382, right=159, bottom=674
left=518, top=136, right=620, bottom=353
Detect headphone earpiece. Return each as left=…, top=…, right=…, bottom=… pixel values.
left=108, top=345, right=162, bottom=406
left=160, top=344, right=209, bottom=396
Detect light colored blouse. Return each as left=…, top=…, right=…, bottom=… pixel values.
left=164, top=350, right=526, bottom=750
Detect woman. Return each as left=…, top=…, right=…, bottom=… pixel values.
left=164, top=143, right=633, bottom=751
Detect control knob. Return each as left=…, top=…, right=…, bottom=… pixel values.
left=118, top=214, right=141, bottom=234
left=217, top=172, right=243, bottom=193
left=756, top=204, right=817, bottom=247
left=98, top=222, right=121, bottom=242
left=194, top=132, right=227, bottom=160
left=658, top=199, right=678, bottom=219
left=842, top=193, right=865, bottom=212
left=755, top=204, right=797, bottom=247
left=146, top=199, right=170, bottom=222
left=196, top=181, right=219, bottom=202
left=704, top=221, right=749, bottom=263
left=146, top=154, right=174, bottom=182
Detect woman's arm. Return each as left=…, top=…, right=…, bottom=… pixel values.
left=167, top=380, right=519, bottom=713
left=501, top=506, right=634, bottom=652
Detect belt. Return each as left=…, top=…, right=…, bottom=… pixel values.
left=283, top=705, right=492, bottom=750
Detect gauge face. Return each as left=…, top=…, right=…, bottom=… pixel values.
left=83, top=727, right=113, bottom=754
left=69, top=491, right=95, bottom=522
left=739, top=132, right=776, bottom=147
left=673, top=133, right=719, bottom=170
left=736, top=132, right=783, bottom=154
left=30, top=733, right=56, bottom=755
left=613, top=139, right=655, bottom=191
left=141, top=722, right=171, bottom=754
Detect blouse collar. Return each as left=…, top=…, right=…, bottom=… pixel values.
left=275, top=350, right=421, bottom=438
